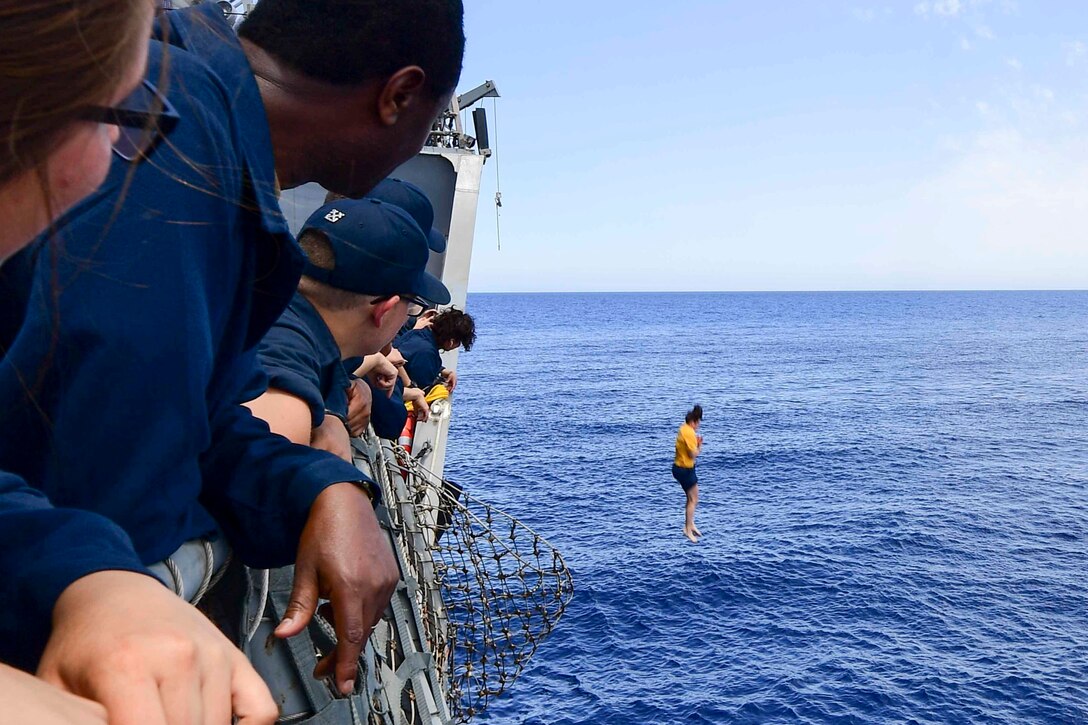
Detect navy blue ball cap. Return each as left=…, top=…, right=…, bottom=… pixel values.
left=301, top=198, right=451, bottom=305
left=428, top=228, right=448, bottom=254
left=366, top=178, right=434, bottom=238
left=365, top=177, right=447, bottom=253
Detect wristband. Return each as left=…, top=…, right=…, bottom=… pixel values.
left=349, top=478, right=380, bottom=506
left=324, top=409, right=350, bottom=432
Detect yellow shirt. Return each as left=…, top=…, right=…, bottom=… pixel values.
left=674, top=423, right=699, bottom=468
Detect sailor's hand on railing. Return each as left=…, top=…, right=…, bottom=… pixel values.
left=345, top=379, right=374, bottom=436
left=275, top=482, right=399, bottom=696
left=38, top=570, right=277, bottom=725
left=403, top=386, right=431, bottom=422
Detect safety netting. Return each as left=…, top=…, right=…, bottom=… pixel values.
left=374, top=441, right=574, bottom=722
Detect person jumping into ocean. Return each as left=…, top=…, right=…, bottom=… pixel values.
left=673, top=404, right=704, bottom=543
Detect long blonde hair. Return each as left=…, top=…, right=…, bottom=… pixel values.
left=0, top=0, right=152, bottom=186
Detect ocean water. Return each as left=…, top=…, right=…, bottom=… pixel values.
left=443, top=291, right=1088, bottom=725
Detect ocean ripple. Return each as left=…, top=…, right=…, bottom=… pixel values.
left=447, top=292, right=1088, bottom=724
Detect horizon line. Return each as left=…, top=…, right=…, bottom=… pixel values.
left=464, top=287, right=1088, bottom=295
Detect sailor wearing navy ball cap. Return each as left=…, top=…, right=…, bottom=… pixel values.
left=245, top=198, right=450, bottom=460
left=322, top=179, right=446, bottom=441
left=300, top=198, right=450, bottom=305
left=364, top=177, right=448, bottom=254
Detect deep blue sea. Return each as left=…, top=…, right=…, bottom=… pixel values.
left=444, top=291, right=1088, bottom=725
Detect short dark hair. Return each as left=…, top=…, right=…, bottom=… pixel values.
left=685, top=405, right=703, bottom=424
left=239, top=0, right=465, bottom=94
left=431, top=308, right=476, bottom=351
left=297, top=228, right=370, bottom=311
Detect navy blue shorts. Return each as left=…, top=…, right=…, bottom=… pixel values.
left=672, top=464, right=698, bottom=493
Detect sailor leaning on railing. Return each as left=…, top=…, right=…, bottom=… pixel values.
left=244, top=179, right=453, bottom=465
left=0, top=1, right=466, bottom=723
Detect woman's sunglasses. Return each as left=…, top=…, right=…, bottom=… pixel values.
left=80, top=80, right=180, bottom=162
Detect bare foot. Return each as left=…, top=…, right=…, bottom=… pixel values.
left=684, top=529, right=699, bottom=543
left=692, top=526, right=702, bottom=538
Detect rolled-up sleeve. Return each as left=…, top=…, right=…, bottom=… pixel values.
left=199, top=354, right=377, bottom=568
left=257, top=322, right=326, bottom=429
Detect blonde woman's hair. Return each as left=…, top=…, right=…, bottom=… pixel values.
left=0, top=0, right=153, bottom=186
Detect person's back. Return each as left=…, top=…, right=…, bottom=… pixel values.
left=396, top=307, right=476, bottom=390
left=396, top=326, right=444, bottom=388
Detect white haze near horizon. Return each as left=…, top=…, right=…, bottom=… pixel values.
left=456, top=1, right=1088, bottom=292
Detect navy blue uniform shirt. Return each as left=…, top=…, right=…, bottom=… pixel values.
left=369, top=378, right=409, bottom=440
left=256, top=293, right=351, bottom=424
left=0, top=5, right=367, bottom=670
left=337, top=356, right=407, bottom=440
left=395, top=328, right=443, bottom=389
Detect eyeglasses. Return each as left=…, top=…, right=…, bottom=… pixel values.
left=79, top=80, right=180, bottom=162
left=373, top=293, right=430, bottom=309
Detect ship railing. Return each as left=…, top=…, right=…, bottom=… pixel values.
left=376, top=435, right=574, bottom=723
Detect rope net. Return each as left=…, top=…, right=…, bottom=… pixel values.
left=378, top=441, right=574, bottom=722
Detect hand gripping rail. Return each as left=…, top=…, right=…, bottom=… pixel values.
left=240, top=425, right=572, bottom=724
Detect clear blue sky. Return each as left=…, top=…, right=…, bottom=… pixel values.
left=456, top=1, right=1088, bottom=292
